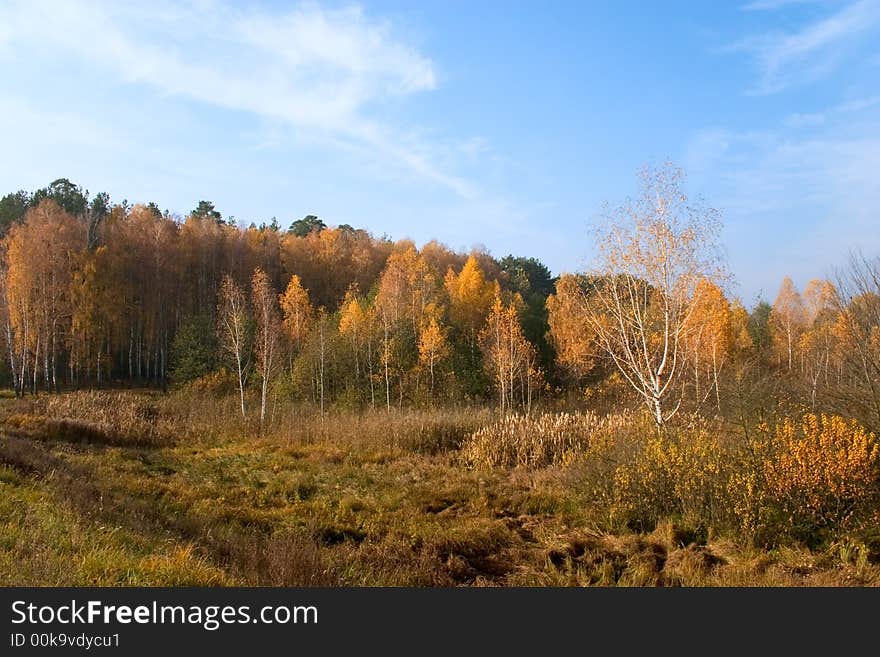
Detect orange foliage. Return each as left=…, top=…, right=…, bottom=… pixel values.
left=763, top=414, right=879, bottom=535
left=546, top=274, right=597, bottom=378
left=445, top=254, right=498, bottom=339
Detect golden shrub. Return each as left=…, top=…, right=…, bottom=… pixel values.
left=655, top=426, right=727, bottom=528
left=762, top=414, right=879, bottom=539
left=727, top=466, right=768, bottom=540
left=472, top=409, right=878, bottom=544
left=726, top=414, right=879, bottom=544
left=595, top=418, right=727, bottom=532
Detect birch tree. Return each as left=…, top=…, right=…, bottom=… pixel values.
left=833, top=254, right=880, bottom=428
left=374, top=245, right=437, bottom=409
left=4, top=200, right=84, bottom=394
left=279, top=274, right=312, bottom=373
left=252, top=268, right=281, bottom=427
left=546, top=274, right=599, bottom=379
left=684, top=278, right=731, bottom=412
left=418, top=316, right=450, bottom=401
left=798, top=278, right=839, bottom=408
left=770, top=276, right=806, bottom=372
left=217, top=274, right=252, bottom=418
left=581, top=164, right=725, bottom=427
left=479, top=296, right=536, bottom=414
left=445, top=254, right=498, bottom=343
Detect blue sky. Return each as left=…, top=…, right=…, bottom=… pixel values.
left=1, top=0, right=878, bottom=303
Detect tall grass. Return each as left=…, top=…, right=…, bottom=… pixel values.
left=3, top=391, right=177, bottom=447
left=461, top=411, right=630, bottom=468
left=2, top=389, right=493, bottom=454
left=274, top=406, right=494, bottom=454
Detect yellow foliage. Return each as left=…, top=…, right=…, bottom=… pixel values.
left=589, top=417, right=727, bottom=531
left=279, top=274, right=312, bottom=345
left=418, top=317, right=450, bottom=368
left=729, top=300, right=752, bottom=354
left=338, top=294, right=364, bottom=339
left=418, top=317, right=451, bottom=396
left=375, top=246, right=436, bottom=332
left=445, top=255, right=498, bottom=336
left=546, top=274, right=597, bottom=377
left=686, top=279, right=732, bottom=354
left=763, top=414, right=879, bottom=534
left=725, top=414, right=879, bottom=543
left=802, top=279, right=838, bottom=325
left=565, top=411, right=879, bottom=543
left=479, top=296, right=538, bottom=413
left=769, top=276, right=807, bottom=369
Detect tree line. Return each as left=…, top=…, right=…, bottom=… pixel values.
left=1, top=170, right=878, bottom=432
left=0, top=179, right=552, bottom=413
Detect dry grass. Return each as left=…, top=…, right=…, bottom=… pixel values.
left=2, top=391, right=178, bottom=447
left=275, top=405, right=494, bottom=455
left=461, top=411, right=619, bottom=468
left=0, top=461, right=229, bottom=586
left=1, top=390, right=879, bottom=587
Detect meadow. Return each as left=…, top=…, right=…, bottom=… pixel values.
left=2, top=389, right=878, bottom=587
left=2, top=171, right=880, bottom=588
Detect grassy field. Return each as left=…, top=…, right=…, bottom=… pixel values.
left=1, top=390, right=879, bottom=587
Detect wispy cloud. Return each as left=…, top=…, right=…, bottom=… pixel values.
left=731, top=0, right=880, bottom=93
left=838, top=95, right=880, bottom=112
left=685, top=97, right=880, bottom=300
left=0, top=0, right=476, bottom=197
left=783, top=94, right=880, bottom=127
left=784, top=112, right=827, bottom=127
left=742, top=0, right=823, bottom=11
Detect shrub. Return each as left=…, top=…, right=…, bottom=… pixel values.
left=169, top=314, right=217, bottom=384
left=571, top=414, right=729, bottom=532
left=186, top=369, right=237, bottom=396
left=761, top=414, right=879, bottom=543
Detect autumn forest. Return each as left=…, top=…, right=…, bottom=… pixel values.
left=2, top=164, right=880, bottom=587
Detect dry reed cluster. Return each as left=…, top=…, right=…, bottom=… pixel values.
left=461, top=411, right=627, bottom=468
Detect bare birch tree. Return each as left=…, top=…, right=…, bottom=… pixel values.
left=217, top=274, right=252, bottom=419
left=770, top=276, right=806, bottom=371
left=581, top=163, right=725, bottom=426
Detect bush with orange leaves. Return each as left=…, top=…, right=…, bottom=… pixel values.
left=468, top=408, right=878, bottom=547
left=729, top=414, right=880, bottom=545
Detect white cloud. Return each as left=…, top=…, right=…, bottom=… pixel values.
left=708, top=2, right=880, bottom=298
left=783, top=95, right=880, bottom=126
left=685, top=99, right=880, bottom=300
left=0, top=0, right=475, bottom=196
left=730, top=0, right=880, bottom=93
left=838, top=95, right=880, bottom=111
left=238, top=6, right=435, bottom=97
left=785, top=112, right=827, bottom=127
left=742, top=0, right=823, bottom=10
